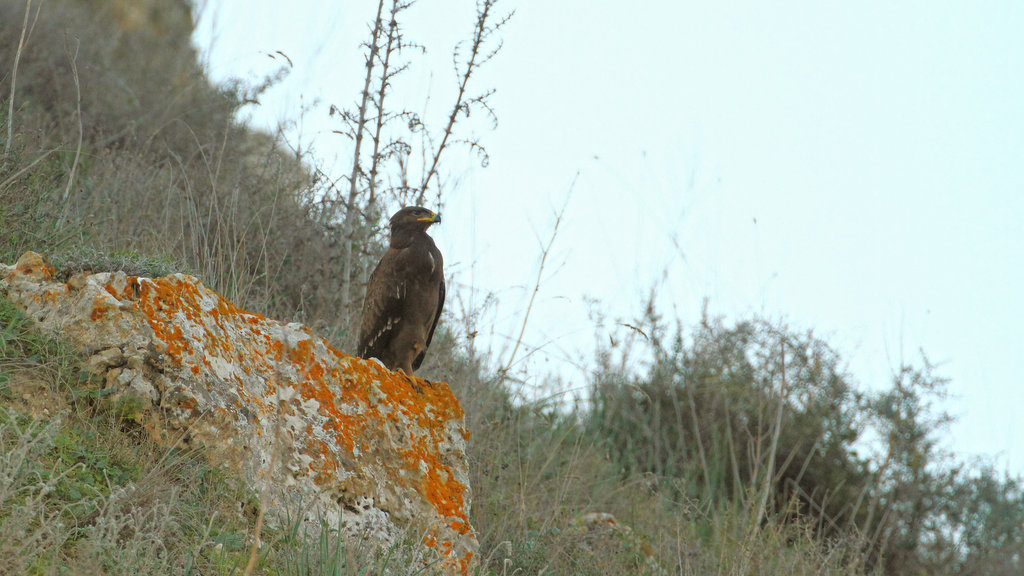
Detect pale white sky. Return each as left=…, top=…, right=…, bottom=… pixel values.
left=194, top=1, right=1024, bottom=474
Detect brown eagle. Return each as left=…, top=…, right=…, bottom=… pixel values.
left=357, top=206, right=445, bottom=375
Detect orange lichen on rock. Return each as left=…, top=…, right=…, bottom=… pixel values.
left=1, top=253, right=477, bottom=573
left=90, top=293, right=110, bottom=321
left=2, top=257, right=477, bottom=574
left=14, top=251, right=55, bottom=281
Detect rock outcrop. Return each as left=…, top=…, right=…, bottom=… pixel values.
left=0, top=252, right=476, bottom=574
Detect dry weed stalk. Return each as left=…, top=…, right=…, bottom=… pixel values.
left=338, top=0, right=412, bottom=316
left=343, top=0, right=386, bottom=215
left=368, top=0, right=418, bottom=206
left=751, top=334, right=788, bottom=532
left=501, top=187, right=572, bottom=380
left=0, top=147, right=55, bottom=192
left=60, top=35, right=82, bottom=205
left=332, top=0, right=511, bottom=322
left=418, top=0, right=513, bottom=203
left=4, top=0, right=42, bottom=158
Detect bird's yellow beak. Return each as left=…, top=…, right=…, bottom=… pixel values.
left=417, top=212, right=441, bottom=223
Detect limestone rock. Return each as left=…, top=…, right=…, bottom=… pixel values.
left=14, top=251, right=54, bottom=281
left=1, top=252, right=476, bottom=574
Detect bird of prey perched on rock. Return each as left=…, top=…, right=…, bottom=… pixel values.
left=357, top=206, right=445, bottom=375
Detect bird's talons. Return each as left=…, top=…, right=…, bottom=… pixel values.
left=398, top=367, right=422, bottom=393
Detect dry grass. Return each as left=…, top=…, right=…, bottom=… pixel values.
left=0, top=0, right=368, bottom=348
left=0, top=299, right=226, bottom=574
left=445, top=376, right=870, bottom=575
left=4, top=2, right=1020, bottom=575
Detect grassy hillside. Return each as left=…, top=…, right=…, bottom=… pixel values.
left=2, top=1, right=1022, bottom=575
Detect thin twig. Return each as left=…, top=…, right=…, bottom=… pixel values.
left=685, top=383, right=712, bottom=500
left=4, top=0, right=42, bottom=158
left=61, top=36, right=83, bottom=205
left=752, top=332, right=788, bottom=532
left=500, top=177, right=574, bottom=377
left=0, top=148, right=55, bottom=192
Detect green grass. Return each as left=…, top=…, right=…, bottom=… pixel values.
left=0, top=299, right=224, bottom=574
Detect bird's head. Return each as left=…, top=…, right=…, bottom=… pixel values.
left=390, top=206, right=441, bottom=231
